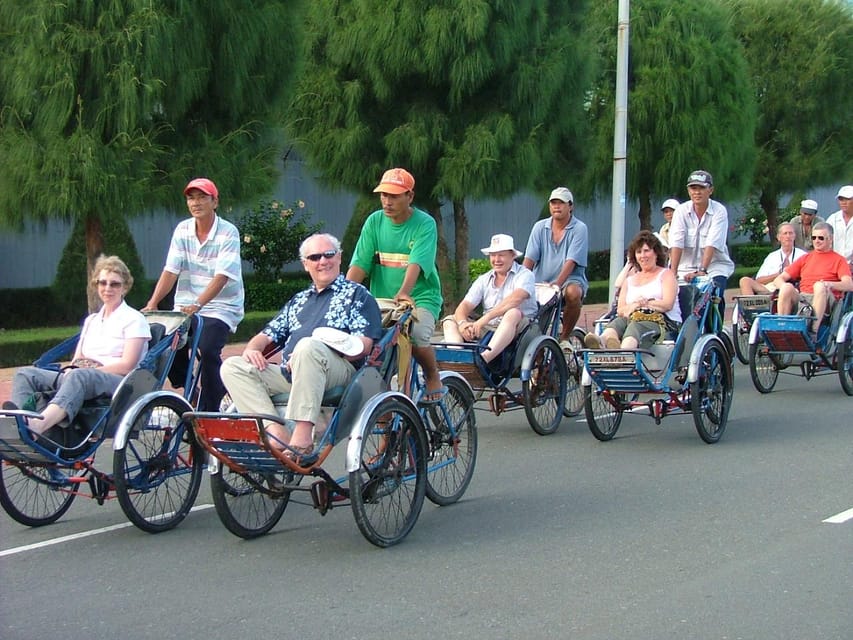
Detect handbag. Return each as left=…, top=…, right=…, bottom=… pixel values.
left=628, top=307, right=669, bottom=343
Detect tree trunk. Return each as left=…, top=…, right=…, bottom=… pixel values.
left=453, top=199, right=469, bottom=307
left=84, top=215, right=105, bottom=312
left=426, top=205, right=454, bottom=314
left=760, top=190, right=779, bottom=246
left=638, top=184, right=652, bottom=231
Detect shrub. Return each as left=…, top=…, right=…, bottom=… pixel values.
left=730, top=244, right=770, bottom=268
left=237, top=199, right=322, bottom=281
left=243, top=275, right=311, bottom=312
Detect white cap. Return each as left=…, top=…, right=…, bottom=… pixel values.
left=800, top=199, right=818, bottom=213
left=549, top=187, right=573, bottom=203
left=481, top=233, right=522, bottom=257
left=836, top=185, right=853, bottom=199
left=661, top=198, right=680, bottom=211
left=312, top=327, right=363, bottom=357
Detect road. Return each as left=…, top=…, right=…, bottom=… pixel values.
left=2, top=356, right=852, bottom=639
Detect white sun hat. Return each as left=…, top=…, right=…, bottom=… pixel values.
left=312, top=327, right=363, bottom=357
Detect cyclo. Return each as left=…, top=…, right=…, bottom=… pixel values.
left=731, top=294, right=773, bottom=364
left=747, top=290, right=853, bottom=395
left=0, top=312, right=205, bottom=531
left=433, top=283, right=584, bottom=436
left=580, top=277, right=735, bottom=443
left=152, top=302, right=476, bottom=547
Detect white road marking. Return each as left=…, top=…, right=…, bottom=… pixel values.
left=0, top=503, right=214, bottom=558
left=822, top=507, right=853, bottom=524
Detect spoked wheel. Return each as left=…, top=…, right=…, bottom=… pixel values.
left=748, top=342, right=778, bottom=394
left=584, top=387, right=623, bottom=441
left=210, top=465, right=294, bottom=539
left=690, top=340, right=733, bottom=444
left=523, top=339, right=568, bottom=435
left=0, top=461, right=79, bottom=526
left=113, top=395, right=204, bottom=533
left=733, top=317, right=750, bottom=365
left=422, top=376, right=477, bottom=506
left=837, top=320, right=853, bottom=396
left=562, top=328, right=586, bottom=417
left=350, top=397, right=427, bottom=547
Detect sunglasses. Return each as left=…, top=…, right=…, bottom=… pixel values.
left=95, top=279, right=124, bottom=288
left=303, top=249, right=338, bottom=262
left=811, top=235, right=826, bottom=241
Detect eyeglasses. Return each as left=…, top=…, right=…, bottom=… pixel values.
left=95, top=279, right=124, bottom=288
left=302, top=250, right=338, bottom=262
left=811, top=235, right=826, bottom=241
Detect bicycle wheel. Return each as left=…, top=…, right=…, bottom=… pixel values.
left=350, top=398, right=427, bottom=547
left=523, top=339, right=568, bottom=435
left=690, top=340, right=733, bottom=444
left=113, top=395, right=204, bottom=533
left=423, top=376, right=477, bottom=506
left=837, top=320, right=853, bottom=396
left=748, top=342, right=778, bottom=394
left=0, top=461, right=78, bottom=526
left=210, top=466, right=292, bottom=539
left=584, top=386, right=623, bottom=441
left=563, top=343, right=585, bottom=418
left=733, top=317, right=750, bottom=365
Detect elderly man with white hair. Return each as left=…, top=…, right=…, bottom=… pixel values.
left=739, top=222, right=806, bottom=295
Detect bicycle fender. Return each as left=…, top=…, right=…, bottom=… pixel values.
left=835, top=311, right=853, bottom=344
left=438, top=370, right=472, bottom=394
left=687, top=334, right=726, bottom=383
left=344, top=390, right=419, bottom=473
left=112, top=390, right=191, bottom=449
left=519, top=335, right=559, bottom=382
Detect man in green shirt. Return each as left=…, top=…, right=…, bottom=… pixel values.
left=347, top=168, right=444, bottom=402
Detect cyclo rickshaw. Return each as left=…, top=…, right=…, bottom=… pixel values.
left=747, top=290, right=853, bottom=395
left=432, top=283, right=584, bottom=436
left=130, top=302, right=477, bottom=547
left=0, top=312, right=205, bottom=532
left=731, top=294, right=773, bottom=364
left=580, top=277, right=735, bottom=444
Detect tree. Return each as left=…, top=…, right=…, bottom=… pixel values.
left=723, top=0, right=853, bottom=237
left=0, top=0, right=306, bottom=310
left=286, top=0, right=593, bottom=306
left=580, top=0, right=757, bottom=230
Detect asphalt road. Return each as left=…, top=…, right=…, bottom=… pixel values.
left=1, top=359, right=851, bottom=640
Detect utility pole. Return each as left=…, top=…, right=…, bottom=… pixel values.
left=609, top=0, right=630, bottom=301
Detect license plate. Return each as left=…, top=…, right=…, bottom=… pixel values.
left=588, top=353, right=636, bottom=366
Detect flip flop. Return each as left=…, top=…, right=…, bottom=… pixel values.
left=417, top=385, right=448, bottom=407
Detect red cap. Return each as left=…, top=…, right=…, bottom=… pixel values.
left=183, top=178, right=219, bottom=199
left=373, top=168, right=415, bottom=194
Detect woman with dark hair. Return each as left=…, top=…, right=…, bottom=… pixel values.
left=6, top=255, right=151, bottom=437
left=584, top=230, right=681, bottom=349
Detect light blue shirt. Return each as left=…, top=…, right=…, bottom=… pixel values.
left=524, top=215, right=589, bottom=292
left=464, top=262, right=538, bottom=319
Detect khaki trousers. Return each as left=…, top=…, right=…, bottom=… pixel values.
left=220, top=337, right=355, bottom=426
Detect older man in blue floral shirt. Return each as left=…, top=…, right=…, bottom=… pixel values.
left=220, top=233, right=382, bottom=458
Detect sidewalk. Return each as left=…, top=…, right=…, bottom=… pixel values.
left=0, top=290, right=740, bottom=400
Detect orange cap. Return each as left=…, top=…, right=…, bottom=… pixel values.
left=373, top=168, right=415, bottom=194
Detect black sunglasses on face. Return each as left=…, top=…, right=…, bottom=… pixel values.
left=94, top=279, right=123, bottom=288
left=811, top=235, right=826, bottom=241
left=303, top=250, right=338, bottom=262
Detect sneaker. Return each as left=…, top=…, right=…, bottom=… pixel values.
left=583, top=333, right=602, bottom=349
left=604, top=337, right=621, bottom=349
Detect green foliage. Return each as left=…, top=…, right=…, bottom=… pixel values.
left=51, top=215, right=148, bottom=319
left=286, top=0, right=594, bottom=303
left=468, top=258, right=491, bottom=282
left=731, top=195, right=769, bottom=244
left=0, top=0, right=307, bottom=284
left=723, top=0, right=853, bottom=219
left=586, top=250, right=611, bottom=282
left=244, top=276, right=312, bottom=314
left=342, top=195, right=382, bottom=270
left=237, top=199, right=322, bottom=280
left=581, top=0, right=757, bottom=225
left=730, top=244, right=771, bottom=268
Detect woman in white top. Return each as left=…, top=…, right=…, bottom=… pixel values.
left=585, top=231, right=681, bottom=349
left=9, top=255, right=151, bottom=437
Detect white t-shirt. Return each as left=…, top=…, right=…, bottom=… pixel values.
left=79, top=301, right=151, bottom=366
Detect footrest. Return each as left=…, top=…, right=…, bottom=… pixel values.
left=435, top=346, right=491, bottom=389
left=758, top=315, right=812, bottom=352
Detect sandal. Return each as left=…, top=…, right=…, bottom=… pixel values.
left=418, top=385, right=448, bottom=407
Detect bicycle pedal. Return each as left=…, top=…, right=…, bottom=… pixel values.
left=310, top=480, right=331, bottom=515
